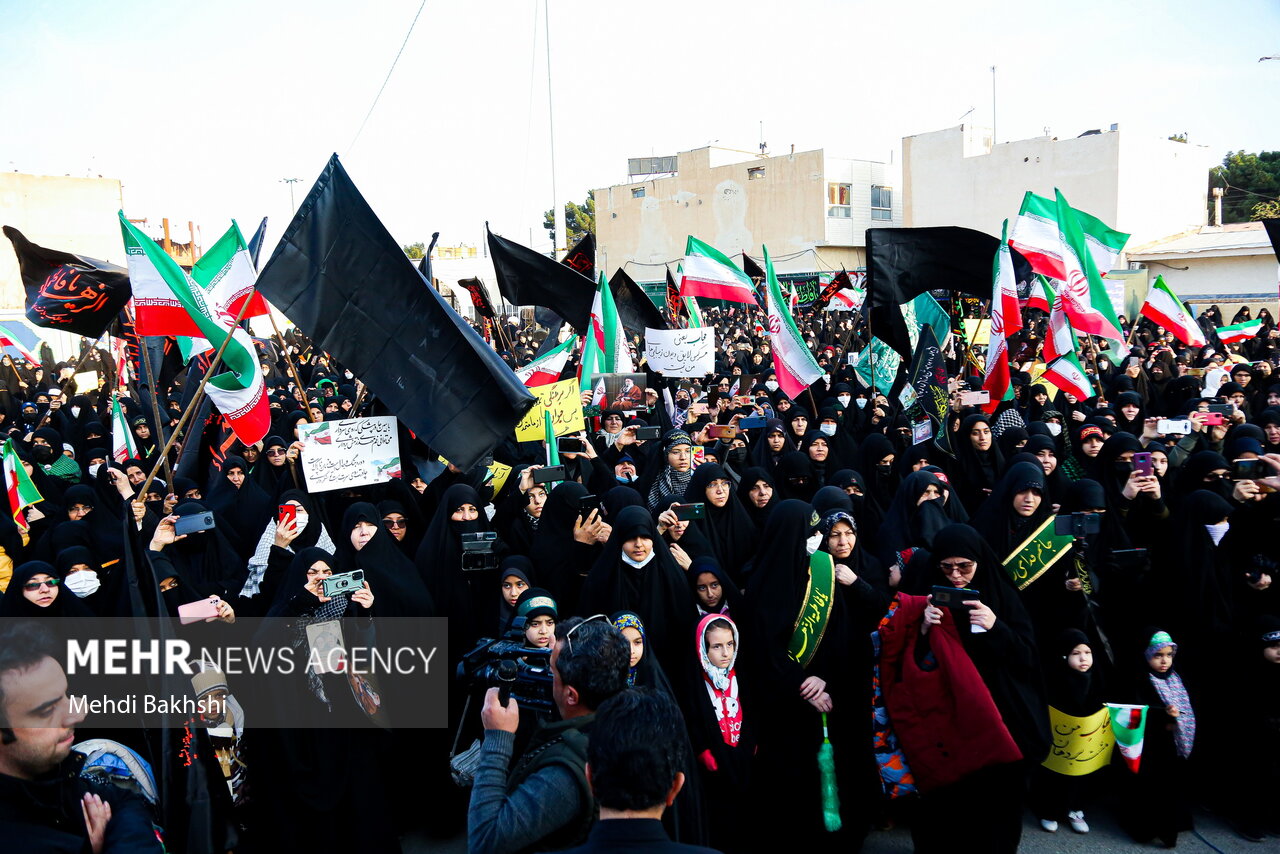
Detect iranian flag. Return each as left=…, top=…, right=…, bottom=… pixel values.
left=1139, top=276, right=1206, bottom=347
left=1026, top=275, right=1055, bottom=313
left=764, top=245, right=822, bottom=399
left=111, top=396, right=137, bottom=463
left=580, top=273, right=633, bottom=392
left=1010, top=190, right=1128, bottom=340
left=196, top=222, right=270, bottom=318
left=1010, top=190, right=1129, bottom=283
left=0, top=321, right=41, bottom=364
left=1105, top=704, right=1149, bottom=773
left=1216, top=318, right=1264, bottom=344
left=3, top=437, right=42, bottom=535
left=516, top=336, right=577, bottom=387
left=680, top=236, right=757, bottom=304
left=1043, top=281, right=1078, bottom=364
left=981, top=220, right=1018, bottom=413
left=1042, top=351, right=1094, bottom=401
left=119, top=213, right=270, bottom=445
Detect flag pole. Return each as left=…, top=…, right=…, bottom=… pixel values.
left=265, top=309, right=316, bottom=423
left=138, top=293, right=256, bottom=500
left=1083, top=336, right=1107, bottom=403
left=136, top=332, right=174, bottom=488
left=33, top=331, right=108, bottom=433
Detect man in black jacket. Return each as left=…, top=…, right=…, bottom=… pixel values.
left=0, top=622, right=162, bottom=853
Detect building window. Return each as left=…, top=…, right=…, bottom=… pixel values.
left=827, top=182, right=851, bottom=218
left=631, top=187, right=645, bottom=199
left=748, top=166, right=766, bottom=180
left=871, top=185, right=892, bottom=221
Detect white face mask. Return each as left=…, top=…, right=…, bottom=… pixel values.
left=70, top=406, right=81, bottom=417
left=765, top=381, right=779, bottom=392
left=621, top=551, right=656, bottom=569
left=837, top=395, right=851, bottom=408
left=292, top=513, right=310, bottom=535
left=1046, top=423, right=1062, bottom=437
left=805, top=532, right=823, bottom=555
left=855, top=399, right=868, bottom=409
left=822, top=374, right=831, bottom=384
left=64, top=570, right=100, bottom=598
left=1205, top=521, right=1230, bottom=546
left=88, top=463, right=103, bottom=478
left=819, top=423, right=837, bottom=436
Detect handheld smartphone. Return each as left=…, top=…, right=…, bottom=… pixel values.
left=672, top=502, right=707, bottom=521
left=278, top=504, right=298, bottom=528
left=1207, top=403, right=1233, bottom=414
left=177, top=597, right=221, bottom=625
left=1132, top=452, right=1153, bottom=478
left=574, top=494, right=601, bottom=517
left=1156, top=418, right=1191, bottom=435
left=174, top=512, right=216, bottom=536
left=634, top=426, right=662, bottom=440
left=1203, top=412, right=1225, bottom=426
left=930, top=585, right=979, bottom=609
left=1232, top=458, right=1267, bottom=480
left=739, top=416, right=768, bottom=430
left=556, top=436, right=585, bottom=454
left=959, top=390, right=990, bottom=406
left=532, top=465, right=566, bottom=484
left=1054, top=513, right=1101, bottom=537
left=321, top=569, right=365, bottom=598
left=706, top=424, right=739, bottom=440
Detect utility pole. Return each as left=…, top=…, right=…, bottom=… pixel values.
left=281, top=177, right=301, bottom=211
left=991, top=66, right=998, bottom=144
left=545, top=0, right=563, bottom=257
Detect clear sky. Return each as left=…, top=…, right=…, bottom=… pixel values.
left=2, top=0, right=1278, bottom=260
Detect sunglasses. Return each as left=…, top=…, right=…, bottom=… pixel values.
left=24, top=578, right=61, bottom=592
left=939, top=561, right=975, bottom=574
left=266, top=448, right=288, bottom=457
left=382, top=518, right=407, bottom=528
left=564, top=614, right=608, bottom=655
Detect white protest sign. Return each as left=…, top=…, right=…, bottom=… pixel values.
left=298, top=415, right=401, bottom=492
left=643, top=327, right=714, bottom=377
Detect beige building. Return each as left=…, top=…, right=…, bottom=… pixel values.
left=594, top=145, right=902, bottom=299
left=1126, top=222, right=1278, bottom=318
left=902, top=124, right=1218, bottom=250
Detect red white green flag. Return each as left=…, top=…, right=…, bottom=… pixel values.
left=1216, top=318, right=1264, bottom=344
left=680, top=236, right=757, bottom=304
left=1139, top=276, right=1205, bottom=347
left=516, top=336, right=577, bottom=387
left=3, top=437, right=42, bottom=535
left=1042, top=351, right=1093, bottom=401
left=119, top=213, right=270, bottom=445
left=1105, top=703, right=1149, bottom=773
left=1043, top=283, right=1078, bottom=364
left=981, top=220, right=1018, bottom=413
left=1026, top=275, right=1055, bottom=313
left=580, top=273, right=633, bottom=392
left=111, top=395, right=137, bottom=463
left=764, top=245, right=822, bottom=399
left=1010, top=190, right=1128, bottom=340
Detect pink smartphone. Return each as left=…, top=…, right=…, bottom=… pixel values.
left=177, top=598, right=220, bottom=625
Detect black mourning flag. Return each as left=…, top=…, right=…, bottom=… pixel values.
left=3, top=226, right=132, bottom=338
left=865, top=226, right=1033, bottom=360
left=610, top=267, right=668, bottom=336
left=561, top=232, right=595, bottom=282
left=246, top=217, right=269, bottom=268
left=254, top=156, right=536, bottom=470
left=666, top=268, right=685, bottom=322
left=488, top=226, right=596, bottom=333
left=459, top=278, right=497, bottom=319
left=1263, top=219, right=1280, bottom=262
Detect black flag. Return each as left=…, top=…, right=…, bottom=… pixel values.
left=246, top=217, right=269, bottom=268
left=740, top=253, right=768, bottom=310
left=610, top=268, right=668, bottom=336
left=3, top=226, right=132, bottom=338
left=666, top=268, right=686, bottom=322
left=488, top=226, right=595, bottom=333
left=865, top=226, right=1033, bottom=360
left=459, top=277, right=497, bottom=319
left=561, top=232, right=595, bottom=282
left=254, top=155, right=535, bottom=470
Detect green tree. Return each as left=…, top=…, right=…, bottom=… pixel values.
left=1253, top=200, right=1280, bottom=219
left=403, top=241, right=426, bottom=259
left=543, top=190, right=595, bottom=248
left=1209, top=150, right=1280, bottom=223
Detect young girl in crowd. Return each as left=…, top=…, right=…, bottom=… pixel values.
left=1031, top=629, right=1103, bottom=835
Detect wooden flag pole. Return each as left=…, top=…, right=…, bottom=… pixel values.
left=32, top=332, right=107, bottom=433
left=266, top=309, right=316, bottom=423
left=136, top=333, right=174, bottom=488
left=138, top=293, right=256, bottom=500
left=1084, top=337, right=1108, bottom=403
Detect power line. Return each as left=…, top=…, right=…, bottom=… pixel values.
left=347, top=0, right=429, bottom=154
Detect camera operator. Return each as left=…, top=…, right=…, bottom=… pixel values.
left=0, top=622, right=162, bottom=853
left=468, top=615, right=630, bottom=854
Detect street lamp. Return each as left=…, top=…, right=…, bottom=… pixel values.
left=281, top=177, right=301, bottom=210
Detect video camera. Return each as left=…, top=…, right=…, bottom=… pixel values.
left=457, top=618, right=554, bottom=712
left=461, top=531, right=499, bottom=571
left=1054, top=513, right=1101, bottom=539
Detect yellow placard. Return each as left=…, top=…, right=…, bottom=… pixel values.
left=514, top=379, right=584, bottom=443
left=488, top=461, right=513, bottom=494
left=962, top=319, right=991, bottom=346
left=1041, top=705, right=1114, bottom=776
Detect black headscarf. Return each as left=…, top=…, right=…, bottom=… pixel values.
left=206, top=454, right=276, bottom=561
left=876, top=470, right=955, bottom=568
left=529, top=481, right=600, bottom=611
left=949, top=413, right=1005, bottom=513
left=580, top=505, right=695, bottom=674
left=773, top=451, right=816, bottom=502
left=333, top=502, right=434, bottom=617
left=682, top=463, right=758, bottom=582
left=163, top=500, right=249, bottom=600
left=1046, top=628, right=1103, bottom=716
left=0, top=560, right=93, bottom=617
left=970, top=461, right=1052, bottom=559
left=734, top=466, right=776, bottom=529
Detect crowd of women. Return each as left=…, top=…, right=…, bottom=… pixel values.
left=2, top=298, right=1279, bottom=853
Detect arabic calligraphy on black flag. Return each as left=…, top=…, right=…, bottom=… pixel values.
left=3, top=225, right=132, bottom=338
